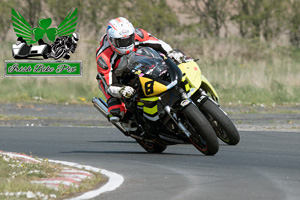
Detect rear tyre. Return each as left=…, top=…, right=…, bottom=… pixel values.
left=182, top=104, right=219, bottom=155
left=136, top=140, right=167, bottom=154
left=200, top=99, right=240, bottom=145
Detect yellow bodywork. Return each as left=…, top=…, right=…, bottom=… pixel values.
left=178, top=61, right=202, bottom=90
left=138, top=61, right=219, bottom=102
left=178, top=61, right=219, bottom=102
left=139, top=77, right=167, bottom=97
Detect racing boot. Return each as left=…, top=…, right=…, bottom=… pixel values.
left=121, top=111, right=138, bottom=132
left=141, top=119, right=159, bottom=139
left=107, top=97, right=125, bottom=123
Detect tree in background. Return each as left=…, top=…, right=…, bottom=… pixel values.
left=47, top=0, right=127, bottom=37
left=83, top=0, right=124, bottom=37
left=0, top=0, right=17, bottom=40
left=22, top=0, right=42, bottom=28
left=122, top=0, right=179, bottom=38
left=180, top=0, right=229, bottom=38
left=46, top=0, right=83, bottom=32
left=1, top=0, right=300, bottom=48
left=0, top=0, right=42, bottom=41
left=288, top=0, right=300, bottom=47
left=231, top=0, right=287, bottom=41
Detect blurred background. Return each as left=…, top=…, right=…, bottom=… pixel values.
left=1, top=0, right=300, bottom=105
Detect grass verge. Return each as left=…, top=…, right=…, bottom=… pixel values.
left=0, top=152, right=104, bottom=199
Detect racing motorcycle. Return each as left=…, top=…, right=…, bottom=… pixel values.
left=93, top=47, right=219, bottom=155
left=176, top=51, right=240, bottom=145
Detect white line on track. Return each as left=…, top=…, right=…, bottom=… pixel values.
left=49, top=159, right=124, bottom=200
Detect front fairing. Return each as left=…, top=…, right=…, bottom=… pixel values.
left=178, top=61, right=202, bottom=95
left=128, top=47, right=182, bottom=97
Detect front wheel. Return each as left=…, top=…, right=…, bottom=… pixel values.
left=182, top=104, right=219, bottom=155
left=200, top=99, right=240, bottom=145
left=53, top=48, right=66, bottom=60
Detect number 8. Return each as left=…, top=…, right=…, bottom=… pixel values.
left=145, top=81, right=154, bottom=95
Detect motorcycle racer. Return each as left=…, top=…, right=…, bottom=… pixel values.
left=96, top=17, right=184, bottom=136
left=48, top=32, right=80, bottom=60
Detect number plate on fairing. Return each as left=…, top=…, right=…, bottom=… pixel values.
left=139, top=76, right=168, bottom=97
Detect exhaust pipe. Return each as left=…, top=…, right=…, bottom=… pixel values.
left=92, top=97, right=128, bottom=135
left=92, top=97, right=109, bottom=117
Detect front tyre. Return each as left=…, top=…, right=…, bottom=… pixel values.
left=182, top=104, right=219, bottom=155
left=200, top=99, right=240, bottom=145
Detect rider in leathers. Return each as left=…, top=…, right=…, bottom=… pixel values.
left=49, top=32, right=79, bottom=60
left=96, top=17, right=184, bottom=138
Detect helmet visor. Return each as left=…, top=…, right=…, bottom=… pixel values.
left=112, top=34, right=135, bottom=48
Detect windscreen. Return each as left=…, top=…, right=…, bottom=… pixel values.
left=128, top=47, right=168, bottom=78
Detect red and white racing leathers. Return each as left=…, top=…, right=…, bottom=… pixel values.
left=96, top=28, right=173, bottom=118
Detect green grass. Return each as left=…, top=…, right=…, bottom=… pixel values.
left=1, top=37, right=300, bottom=105
left=0, top=77, right=100, bottom=103
left=176, top=37, right=300, bottom=105
left=0, top=153, right=103, bottom=199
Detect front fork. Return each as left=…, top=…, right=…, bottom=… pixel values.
left=194, top=89, right=209, bottom=106
left=192, top=89, right=228, bottom=117
left=161, top=86, right=194, bottom=138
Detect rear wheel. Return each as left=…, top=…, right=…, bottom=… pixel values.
left=136, top=140, right=167, bottom=154
left=182, top=104, right=219, bottom=155
left=200, top=99, right=240, bottom=145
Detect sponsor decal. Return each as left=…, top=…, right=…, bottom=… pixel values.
left=119, top=29, right=129, bottom=36
left=97, top=57, right=108, bottom=70
left=180, top=99, right=190, bottom=107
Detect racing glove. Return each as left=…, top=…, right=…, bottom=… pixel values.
left=119, top=86, right=135, bottom=98
left=107, top=86, right=135, bottom=98
left=167, top=50, right=185, bottom=64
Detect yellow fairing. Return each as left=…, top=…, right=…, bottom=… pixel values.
left=178, top=61, right=219, bottom=102
left=201, top=75, right=219, bottom=102
left=139, top=77, right=167, bottom=97
left=178, top=61, right=202, bottom=90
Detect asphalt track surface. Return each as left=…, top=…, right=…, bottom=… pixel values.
left=1, top=126, right=300, bottom=200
